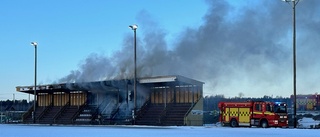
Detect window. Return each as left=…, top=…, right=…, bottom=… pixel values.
left=255, top=104, right=262, bottom=111
left=266, top=104, right=273, bottom=112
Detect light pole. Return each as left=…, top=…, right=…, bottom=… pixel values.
left=282, top=0, right=299, bottom=128
left=31, top=42, right=37, bottom=123
left=129, top=24, right=138, bottom=124
left=1, top=101, right=2, bottom=124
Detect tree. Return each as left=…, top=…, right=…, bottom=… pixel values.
left=238, top=92, right=244, bottom=98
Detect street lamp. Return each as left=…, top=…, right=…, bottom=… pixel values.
left=31, top=41, right=37, bottom=123
left=129, top=24, right=138, bottom=124
left=282, top=0, right=299, bottom=128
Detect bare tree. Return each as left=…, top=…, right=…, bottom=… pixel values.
left=238, top=92, right=244, bottom=98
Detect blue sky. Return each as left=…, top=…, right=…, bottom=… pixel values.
left=0, top=0, right=208, bottom=100
left=1, top=0, right=320, bottom=100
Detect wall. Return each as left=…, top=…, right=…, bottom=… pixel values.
left=185, top=97, right=204, bottom=126
left=151, top=85, right=202, bottom=104
left=37, top=91, right=87, bottom=107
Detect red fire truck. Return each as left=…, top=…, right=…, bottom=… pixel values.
left=218, top=101, right=288, bottom=128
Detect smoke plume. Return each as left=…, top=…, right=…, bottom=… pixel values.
left=59, top=0, right=320, bottom=97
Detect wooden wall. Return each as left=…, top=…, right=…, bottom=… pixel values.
left=38, top=93, right=52, bottom=107
left=70, top=91, right=87, bottom=106
left=37, top=91, right=87, bottom=107
left=151, top=85, right=202, bottom=104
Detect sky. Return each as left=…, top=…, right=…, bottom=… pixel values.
left=1, top=124, right=320, bottom=137
left=1, top=0, right=320, bottom=100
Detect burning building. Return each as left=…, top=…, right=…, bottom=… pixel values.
left=16, top=75, right=204, bottom=126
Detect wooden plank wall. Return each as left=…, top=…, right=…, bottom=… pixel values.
left=38, top=93, right=52, bottom=107
left=37, top=91, right=87, bottom=107
left=151, top=85, right=202, bottom=104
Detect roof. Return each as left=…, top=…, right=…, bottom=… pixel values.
left=139, top=75, right=204, bottom=86
left=16, top=75, right=204, bottom=94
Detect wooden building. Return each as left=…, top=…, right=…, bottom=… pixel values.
left=16, top=75, right=204, bottom=126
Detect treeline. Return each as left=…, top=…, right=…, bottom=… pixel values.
left=0, top=100, right=33, bottom=112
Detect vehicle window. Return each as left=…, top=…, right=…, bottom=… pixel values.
left=274, top=104, right=287, bottom=113
left=266, top=104, right=273, bottom=112
left=255, top=104, right=262, bottom=111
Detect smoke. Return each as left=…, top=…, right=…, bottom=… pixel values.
left=59, top=0, right=320, bottom=97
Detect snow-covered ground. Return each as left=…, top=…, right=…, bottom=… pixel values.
left=298, top=117, right=320, bottom=129
left=1, top=124, right=319, bottom=137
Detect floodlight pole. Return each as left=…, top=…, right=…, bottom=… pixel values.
left=282, top=0, right=299, bottom=128
left=129, top=24, right=138, bottom=125
left=31, top=42, right=37, bottom=124
left=291, top=0, right=298, bottom=129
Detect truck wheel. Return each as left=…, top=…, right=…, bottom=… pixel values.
left=261, top=120, right=268, bottom=128
left=230, top=119, right=238, bottom=127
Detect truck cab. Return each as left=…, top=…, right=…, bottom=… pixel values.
left=251, top=101, right=288, bottom=128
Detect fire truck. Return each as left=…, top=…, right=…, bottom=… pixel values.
left=218, top=101, right=288, bottom=128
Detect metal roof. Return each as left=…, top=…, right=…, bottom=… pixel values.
left=16, top=75, right=204, bottom=94
left=139, top=75, right=204, bottom=86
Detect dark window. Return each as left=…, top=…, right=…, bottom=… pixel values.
left=266, top=104, right=273, bottom=112
left=255, top=104, right=262, bottom=111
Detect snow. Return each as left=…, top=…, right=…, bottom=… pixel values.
left=298, top=117, right=320, bottom=129
left=1, top=124, right=319, bottom=137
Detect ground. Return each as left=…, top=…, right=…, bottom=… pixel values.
left=1, top=124, right=319, bottom=137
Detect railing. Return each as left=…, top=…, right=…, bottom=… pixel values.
left=158, top=112, right=166, bottom=124
left=37, top=103, right=53, bottom=121
left=183, top=97, right=202, bottom=125
left=158, top=98, right=175, bottom=124
left=110, top=104, right=120, bottom=120
left=71, top=103, right=86, bottom=124
left=90, top=99, right=111, bottom=123
left=53, top=102, right=70, bottom=123
left=90, top=107, right=100, bottom=122
left=100, top=101, right=114, bottom=114
left=135, top=98, right=151, bottom=119
left=22, top=105, right=34, bottom=122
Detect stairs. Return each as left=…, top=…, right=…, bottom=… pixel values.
left=100, top=110, right=117, bottom=124
left=136, top=104, right=165, bottom=125
left=23, top=106, right=46, bottom=124
left=55, top=106, right=82, bottom=124
left=135, top=103, right=192, bottom=126
left=74, top=105, right=97, bottom=125
left=22, top=103, right=193, bottom=126
left=162, top=103, right=192, bottom=126
left=38, top=106, right=61, bottom=124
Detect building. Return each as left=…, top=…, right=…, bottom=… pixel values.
left=16, top=75, right=204, bottom=126
left=291, top=94, right=320, bottom=111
